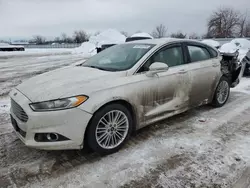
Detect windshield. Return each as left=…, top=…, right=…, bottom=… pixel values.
left=83, top=43, right=155, bottom=71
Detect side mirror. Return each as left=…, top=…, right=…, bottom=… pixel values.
left=146, top=62, right=169, bottom=77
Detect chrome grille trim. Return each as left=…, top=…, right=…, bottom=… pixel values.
left=11, top=99, right=29, bottom=122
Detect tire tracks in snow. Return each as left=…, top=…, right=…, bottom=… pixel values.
left=121, top=95, right=250, bottom=188
left=0, top=92, right=249, bottom=188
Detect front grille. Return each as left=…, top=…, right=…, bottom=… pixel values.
left=11, top=99, right=29, bottom=122
left=10, top=115, right=26, bottom=138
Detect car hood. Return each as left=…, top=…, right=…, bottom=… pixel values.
left=16, top=66, right=125, bottom=102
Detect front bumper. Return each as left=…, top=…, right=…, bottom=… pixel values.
left=9, top=89, right=92, bottom=150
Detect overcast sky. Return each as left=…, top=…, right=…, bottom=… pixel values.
left=0, top=0, right=249, bottom=40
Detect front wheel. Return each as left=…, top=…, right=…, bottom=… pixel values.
left=212, top=76, right=230, bottom=107
left=86, top=104, right=132, bottom=155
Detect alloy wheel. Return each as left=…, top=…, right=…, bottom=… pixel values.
left=95, top=110, right=129, bottom=149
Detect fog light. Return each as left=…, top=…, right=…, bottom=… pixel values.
left=46, top=133, right=59, bottom=141
left=34, top=133, right=70, bottom=142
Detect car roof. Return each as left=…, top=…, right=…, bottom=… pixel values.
left=127, top=38, right=200, bottom=45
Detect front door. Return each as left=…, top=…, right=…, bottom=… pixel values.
left=134, top=43, right=191, bottom=127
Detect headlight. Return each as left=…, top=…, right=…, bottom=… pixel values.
left=30, top=95, right=88, bottom=111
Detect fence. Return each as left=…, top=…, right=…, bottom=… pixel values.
left=23, top=43, right=81, bottom=49
left=17, top=38, right=250, bottom=49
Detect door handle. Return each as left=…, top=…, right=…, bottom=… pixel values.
left=178, top=69, right=187, bottom=74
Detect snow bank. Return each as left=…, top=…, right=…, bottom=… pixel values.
left=201, top=39, right=220, bottom=48
left=231, top=38, right=250, bottom=49
left=131, top=32, right=153, bottom=39
left=89, top=29, right=126, bottom=47
left=72, top=42, right=96, bottom=57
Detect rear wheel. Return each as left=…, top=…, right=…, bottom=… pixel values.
left=212, top=76, right=230, bottom=107
left=86, top=104, right=132, bottom=155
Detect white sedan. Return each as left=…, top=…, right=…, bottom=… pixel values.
left=9, top=38, right=242, bottom=154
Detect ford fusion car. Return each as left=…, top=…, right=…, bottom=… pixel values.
left=9, top=38, right=242, bottom=154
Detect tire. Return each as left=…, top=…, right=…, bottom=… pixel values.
left=86, top=103, right=133, bottom=155
left=212, top=76, right=230, bottom=107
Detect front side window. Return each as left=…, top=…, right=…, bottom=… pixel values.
left=153, top=46, right=184, bottom=67
left=82, top=43, right=155, bottom=71
left=188, top=45, right=211, bottom=62
left=138, top=46, right=184, bottom=73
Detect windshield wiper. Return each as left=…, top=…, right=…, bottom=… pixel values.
left=83, top=65, right=118, bottom=71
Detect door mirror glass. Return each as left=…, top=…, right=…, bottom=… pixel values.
left=146, top=62, right=169, bottom=77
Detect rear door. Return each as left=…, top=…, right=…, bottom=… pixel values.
left=184, top=42, right=221, bottom=107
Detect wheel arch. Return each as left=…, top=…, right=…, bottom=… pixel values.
left=83, top=98, right=138, bottom=147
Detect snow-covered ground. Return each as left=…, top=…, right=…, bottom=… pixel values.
left=0, top=48, right=73, bottom=58
left=0, top=54, right=86, bottom=96
left=1, top=53, right=250, bottom=188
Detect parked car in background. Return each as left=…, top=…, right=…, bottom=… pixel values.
left=97, top=32, right=153, bottom=53
left=219, top=39, right=250, bottom=77
left=10, top=38, right=242, bottom=154
left=0, top=43, right=25, bottom=51
left=231, top=38, right=250, bottom=76
left=126, top=32, right=153, bottom=42
left=96, top=44, right=116, bottom=53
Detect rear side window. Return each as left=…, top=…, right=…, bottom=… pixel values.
left=188, top=45, right=211, bottom=62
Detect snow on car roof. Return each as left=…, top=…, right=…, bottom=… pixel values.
left=131, top=32, right=153, bottom=39
left=127, top=38, right=197, bottom=45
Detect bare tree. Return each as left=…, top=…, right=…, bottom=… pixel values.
left=171, top=31, right=187, bottom=38
left=244, top=21, right=250, bottom=37
left=61, top=33, right=73, bottom=43
left=189, top=33, right=200, bottom=39
left=121, top=31, right=129, bottom=37
left=61, top=33, right=67, bottom=42
left=73, top=30, right=89, bottom=43
left=238, top=12, right=247, bottom=37
left=94, top=31, right=100, bottom=36
left=54, top=37, right=60, bottom=42
left=207, top=7, right=240, bottom=38
left=238, top=12, right=250, bottom=37
left=151, top=24, right=167, bottom=38
left=31, top=35, right=46, bottom=44
left=135, top=30, right=142, bottom=33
